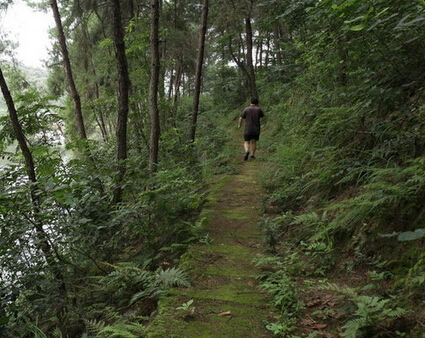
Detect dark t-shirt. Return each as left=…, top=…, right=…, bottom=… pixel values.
left=241, top=106, right=264, bottom=135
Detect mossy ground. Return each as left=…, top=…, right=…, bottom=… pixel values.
left=146, top=154, right=273, bottom=338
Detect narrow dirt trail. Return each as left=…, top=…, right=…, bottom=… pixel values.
left=146, top=157, right=274, bottom=338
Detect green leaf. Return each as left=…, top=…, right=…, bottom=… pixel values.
left=398, top=229, right=425, bottom=241
left=378, top=232, right=398, bottom=238
left=350, top=24, right=365, bottom=31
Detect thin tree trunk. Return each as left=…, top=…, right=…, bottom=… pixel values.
left=148, top=0, right=161, bottom=171
left=110, top=0, right=131, bottom=204
left=245, top=15, right=258, bottom=99
left=94, top=109, right=109, bottom=142
left=264, top=32, right=270, bottom=67
left=50, top=0, right=87, bottom=140
left=229, top=37, right=248, bottom=76
left=171, top=61, right=183, bottom=128
left=274, top=23, right=283, bottom=74
left=168, top=68, right=174, bottom=101
left=256, top=34, right=262, bottom=67
left=190, top=0, right=209, bottom=142
left=173, top=61, right=183, bottom=102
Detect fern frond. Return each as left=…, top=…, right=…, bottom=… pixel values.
left=252, top=255, right=283, bottom=268
left=86, top=319, right=106, bottom=334
left=51, top=328, right=62, bottom=338
left=155, top=267, right=190, bottom=288
left=292, top=211, right=321, bottom=225
left=342, top=317, right=367, bottom=338
left=321, top=283, right=358, bottom=298
left=129, top=290, right=154, bottom=305
left=29, top=327, right=48, bottom=338
left=104, top=309, right=121, bottom=323
left=96, top=322, right=145, bottom=338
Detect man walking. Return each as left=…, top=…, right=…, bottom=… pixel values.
left=238, top=97, right=264, bottom=161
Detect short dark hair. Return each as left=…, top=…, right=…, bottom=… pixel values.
left=251, top=97, right=259, bottom=104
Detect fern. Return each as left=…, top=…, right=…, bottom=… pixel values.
left=324, top=284, right=407, bottom=337
left=322, top=283, right=358, bottom=298
left=327, top=160, right=425, bottom=234
left=129, top=289, right=157, bottom=305
left=253, top=255, right=283, bottom=268
left=343, top=317, right=367, bottom=338
left=260, top=270, right=301, bottom=315
left=155, top=267, right=190, bottom=288
left=86, top=319, right=106, bottom=335
left=97, top=261, right=156, bottom=306
left=95, top=322, right=145, bottom=338
left=26, top=324, right=48, bottom=338
left=129, top=267, right=189, bottom=305
left=51, top=328, right=63, bottom=338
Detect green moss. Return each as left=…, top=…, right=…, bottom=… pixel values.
left=209, top=243, right=258, bottom=258
left=190, top=283, right=267, bottom=306
left=201, top=265, right=257, bottom=278
left=146, top=154, right=272, bottom=338
left=147, top=301, right=271, bottom=338
left=223, top=207, right=253, bottom=220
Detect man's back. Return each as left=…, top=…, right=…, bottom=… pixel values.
left=241, top=106, right=264, bottom=135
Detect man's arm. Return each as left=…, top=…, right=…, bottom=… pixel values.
left=238, top=116, right=243, bottom=129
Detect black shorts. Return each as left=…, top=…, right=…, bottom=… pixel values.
left=244, top=134, right=259, bottom=141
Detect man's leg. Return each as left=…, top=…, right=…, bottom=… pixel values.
left=243, top=140, right=250, bottom=160
left=244, top=141, right=250, bottom=153
left=250, top=140, right=257, bottom=158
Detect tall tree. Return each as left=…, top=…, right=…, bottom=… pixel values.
left=110, top=0, right=131, bottom=204
left=245, top=11, right=258, bottom=98
left=50, top=0, right=87, bottom=140
left=274, top=23, right=284, bottom=76
left=189, top=0, right=209, bottom=142
left=148, top=0, right=161, bottom=171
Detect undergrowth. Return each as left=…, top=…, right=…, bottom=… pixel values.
left=257, top=74, right=425, bottom=336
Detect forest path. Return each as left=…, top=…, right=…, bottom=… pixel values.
left=146, top=155, right=274, bottom=337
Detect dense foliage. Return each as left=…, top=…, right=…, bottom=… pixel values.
left=256, top=0, right=425, bottom=336
left=1, top=0, right=425, bottom=336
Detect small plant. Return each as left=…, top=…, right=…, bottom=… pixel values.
left=176, top=299, right=196, bottom=318
left=369, top=270, right=393, bottom=281
left=342, top=295, right=407, bottom=338
left=95, top=322, right=145, bottom=338
left=199, top=233, right=213, bottom=245
left=260, top=270, right=302, bottom=316
left=258, top=217, right=288, bottom=252
left=253, top=255, right=284, bottom=270
left=324, top=284, right=408, bottom=337
left=265, top=317, right=300, bottom=338
left=25, top=322, right=48, bottom=338
left=300, top=239, right=334, bottom=276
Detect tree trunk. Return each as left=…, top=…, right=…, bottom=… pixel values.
left=274, top=23, right=283, bottom=75
left=256, top=34, right=262, bottom=67
left=168, top=68, right=174, bottom=101
left=190, top=0, right=209, bottom=142
left=245, top=15, right=258, bottom=99
left=148, top=0, right=161, bottom=171
left=110, top=0, right=131, bottom=204
left=50, top=0, right=87, bottom=140
left=171, top=61, right=183, bottom=128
